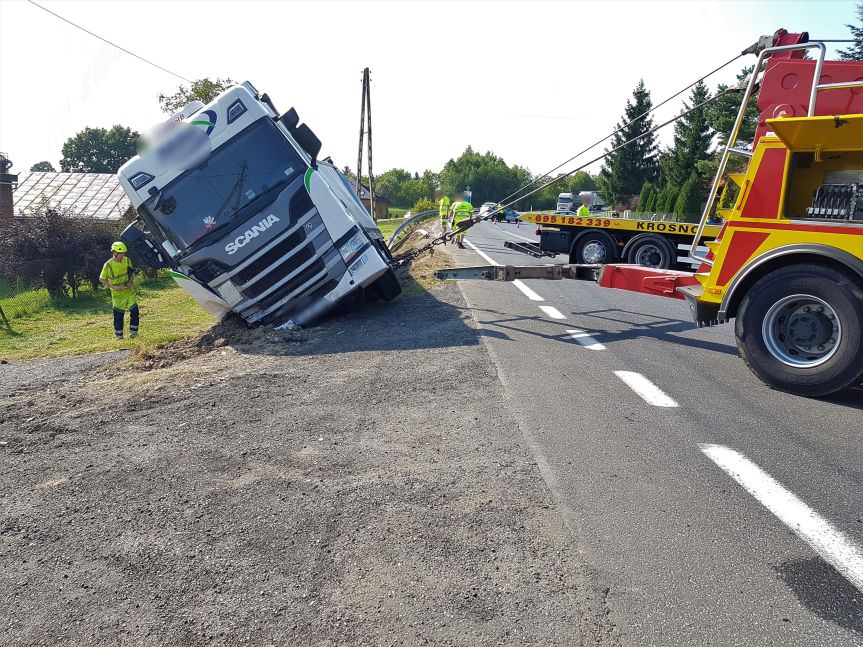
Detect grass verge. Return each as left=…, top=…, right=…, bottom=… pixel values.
left=0, top=274, right=214, bottom=361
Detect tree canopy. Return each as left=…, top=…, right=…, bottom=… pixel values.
left=29, top=161, right=56, bottom=172
left=60, top=126, right=140, bottom=173
left=597, top=80, right=659, bottom=207
left=839, top=2, right=863, bottom=61
left=158, top=77, right=236, bottom=114
left=705, top=66, right=759, bottom=147
left=439, top=147, right=532, bottom=207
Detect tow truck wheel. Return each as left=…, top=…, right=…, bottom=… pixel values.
left=571, top=231, right=617, bottom=265
left=735, top=264, right=863, bottom=397
left=625, top=234, right=674, bottom=269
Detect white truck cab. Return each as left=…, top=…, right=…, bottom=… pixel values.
left=117, top=82, right=399, bottom=327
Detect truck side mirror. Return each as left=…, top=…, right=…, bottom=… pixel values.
left=120, top=222, right=172, bottom=269
left=280, top=108, right=300, bottom=129
left=294, top=124, right=322, bottom=168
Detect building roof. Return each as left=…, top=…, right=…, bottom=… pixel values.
left=12, top=172, right=131, bottom=220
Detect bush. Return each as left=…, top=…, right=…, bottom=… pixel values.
left=637, top=182, right=654, bottom=212
left=411, top=197, right=436, bottom=214
left=674, top=174, right=701, bottom=221
left=0, top=206, right=120, bottom=299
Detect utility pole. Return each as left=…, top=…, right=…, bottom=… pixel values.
left=355, top=68, right=375, bottom=221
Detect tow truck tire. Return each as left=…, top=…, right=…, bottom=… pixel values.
left=571, top=231, right=617, bottom=265
left=735, top=264, right=863, bottom=397
left=625, top=234, right=674, bottom=269
left=372, top=268, right=402, bottom=302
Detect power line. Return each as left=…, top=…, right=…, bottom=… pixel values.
left=26, top=0, right=193, bottom=83
left=496, top=51, right=745, bottom=208
left=492, top=87, right=736, bottom=216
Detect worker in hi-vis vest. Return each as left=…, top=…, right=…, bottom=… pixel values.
left=100, top=242, right=139, bottom=339
left=438, top=194, right=451, bottom=237
left=577, top=194, right=591, bottom=218
left=449, top=199, right=473, bottom=248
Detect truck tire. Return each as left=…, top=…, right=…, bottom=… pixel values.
left=735, top=264, right=863, bottom=397
left=372, top=268, right=402, bottom=302
left=571, top=230, right=617, bottom=265
left=625, top=234, right=675, bottom=269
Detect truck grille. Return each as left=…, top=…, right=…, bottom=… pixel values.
left=241, top=244, right=316, bottom=298
left=254, top=257, right=327, bottom=312
left=234, top=230, right=306, bottom=285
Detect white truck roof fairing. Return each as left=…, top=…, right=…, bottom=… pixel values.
left=118, top=84, right=303, bottom=209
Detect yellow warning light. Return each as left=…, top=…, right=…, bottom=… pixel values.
left=707, top=287, right=723, bottom=295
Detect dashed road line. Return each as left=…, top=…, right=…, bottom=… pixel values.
left=539, top=305, right=566, bottom=320
left=614, top=371, right=679, bottom=407
left=463, top=239, right=545, bottom=302
left=566, top=329, right=606, bottom=350
left=701, top=443, right=863, bottom=593
left=512, top=280, right=544, bottom=301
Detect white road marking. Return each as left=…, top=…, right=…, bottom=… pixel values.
left=613, top=371, right=679, bottom=407
left=566, top=329, right=606, bottom=350
left=513, top=280, right=544, bottom=301
left=701, top=444, right=863, bottom=593
left=463, top=239, right=545, bottom=302
left=539, top=305, right=566, bottom=320
left=463, top=239, right=500, bottom=266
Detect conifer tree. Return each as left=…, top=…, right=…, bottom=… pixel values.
left=662, top=80, right=714, bottom=191
left=839, top=3, right=863, bottom=61
left=598, top=80, right=660, bottom=206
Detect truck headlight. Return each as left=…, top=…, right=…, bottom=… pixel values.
left=339, top=231, right=368, bottom=265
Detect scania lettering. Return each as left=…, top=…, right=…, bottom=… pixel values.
left=226, top=215, right=280, bottom=255
left=117, top=82, right=400, bottom=327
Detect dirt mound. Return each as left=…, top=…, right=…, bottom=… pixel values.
left=126, top=316, right=303, bottom=371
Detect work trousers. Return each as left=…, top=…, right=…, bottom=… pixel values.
left=113, top=304, right=139, bottom=338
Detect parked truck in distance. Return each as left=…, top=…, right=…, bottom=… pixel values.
left=117, top=81, right=400, bottom=328
left=556, top=191, right=605, bottom=214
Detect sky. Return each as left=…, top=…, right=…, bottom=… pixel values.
left=0, top=0, right=857, bottom=180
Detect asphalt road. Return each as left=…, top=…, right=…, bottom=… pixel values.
left=447, top=219, right=863, bottom=646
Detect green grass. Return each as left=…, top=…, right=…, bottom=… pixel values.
left=0, top=273, right=214, bottom=361
left=375, top=218, right=406, bottom=241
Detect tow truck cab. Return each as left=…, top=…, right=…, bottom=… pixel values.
left=117, top=82, right=399, bottom=327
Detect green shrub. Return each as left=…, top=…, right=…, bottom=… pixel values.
left=0, top=206, right=119, bottom=299
left=411, top=197, right=436, bottom=214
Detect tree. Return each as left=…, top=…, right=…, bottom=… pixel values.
left=656, top=185, right=678, bottom=213
left=439, top=147, right=531, bottom=207
left=706, top=66, right=759, bottom=147
left=597, top=80, right=659, bottom=207
left=569, top=171, right=598, bottom=194
left=637, top=181, right=655, bottom=212
left=673, top=174, right=701, bottom=221
left=60, top=126, right=140, bottom=173
left=30, top=161, right=55, bottom=172
left=662, top=80, right=713, bottom=199
left=839, top=3, right=863, bottom=61
left=158, top=77, right=236, bottom=114
left=643, top=188, right=657, bottom=213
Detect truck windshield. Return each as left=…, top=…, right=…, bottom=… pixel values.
left=143, top=118, right=305, bottom=250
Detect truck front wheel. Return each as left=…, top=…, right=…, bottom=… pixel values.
left=372, top=268, right=402, bottom=302
left=735, top=264, right=863, bottom=397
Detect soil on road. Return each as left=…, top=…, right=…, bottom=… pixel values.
left=0, top=272, right=617, bottom=646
